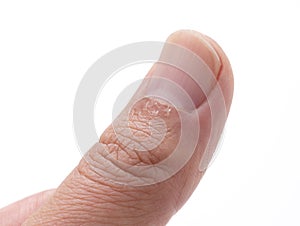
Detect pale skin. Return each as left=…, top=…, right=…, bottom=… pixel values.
left=0, top=30, right=234, bottom=225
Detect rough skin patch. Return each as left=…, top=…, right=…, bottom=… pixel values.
left=99, top=97, right=181, bottom=166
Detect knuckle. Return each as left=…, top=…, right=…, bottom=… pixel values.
left=79, top=98, right=181, bottom=185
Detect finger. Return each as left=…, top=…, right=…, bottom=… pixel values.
left=23, top=30, right=234, bottom=226
left=0, top=190, right=55, bottom=226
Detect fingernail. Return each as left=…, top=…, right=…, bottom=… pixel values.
left=144, top=30, right=221, bottom=111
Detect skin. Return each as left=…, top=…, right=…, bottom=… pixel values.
left=0, top=30, right=234, bottom=226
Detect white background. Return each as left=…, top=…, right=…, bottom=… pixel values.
left=0, top=1, right=300, bottom=225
